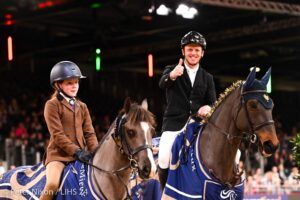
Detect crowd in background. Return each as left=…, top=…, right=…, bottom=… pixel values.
left=240, top=113, right=300, bottom=195
left=0, top=88, right=299, bottom=195
left=0, top=91, right=111, bottom=167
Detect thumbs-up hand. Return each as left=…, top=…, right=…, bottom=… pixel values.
left=170, top=59, right=184, bottom=80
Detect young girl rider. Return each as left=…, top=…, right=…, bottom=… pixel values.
left=40, top=61, right=98, bottom=200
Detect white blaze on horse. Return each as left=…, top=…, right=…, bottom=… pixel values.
left=0, top=98, right=157, bottom=200
left=162, top=68, right=279, bottom=200
left=92, top=98, right=157, bottom=199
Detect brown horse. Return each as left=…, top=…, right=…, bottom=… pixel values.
left=163, top=68, right=279, bottom=199
left=199, top=68, right=279, bottom=188
left=91, top=98, right=157, bottom=200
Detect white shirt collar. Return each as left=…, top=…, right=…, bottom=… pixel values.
left=60, top=92, right=75, bottom=104
left=184, top=61, right=200, bottom=87
left=184, top=61, right=199, bottom=73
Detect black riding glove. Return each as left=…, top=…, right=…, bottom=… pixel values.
left=74, top=149, right=92, bottom=163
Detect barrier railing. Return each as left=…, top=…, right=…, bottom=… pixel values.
left=4, top=138, right=43, bottom=168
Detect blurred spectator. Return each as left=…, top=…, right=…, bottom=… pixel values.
left=9, top=165, right=16, bottom=170
left=287, top=167, right=299, bottom=183
left=253, top=168, right=264, bottom=184
left=0, top=160, right=5, bottom=175
left=14, top=122, right=29, bottom=139
left=284, top=167, right=300, bottom=194
left=244, top=175, right=256, bottom=194
left=278, top=163, right=287, bottom=183
left=8, top=98, right=19, bottom=116
left=261, top=171, right=281, bottom=194
left=30, top=115, right=43, bottom=133
left=284, top=154, right=297, bottom=170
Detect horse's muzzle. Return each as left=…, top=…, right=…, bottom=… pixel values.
left=261, top=140, right=279, bottom=156
left=138, top=163, right=151, bottom=179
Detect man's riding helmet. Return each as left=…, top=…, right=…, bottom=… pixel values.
left=50, top=61, right=86, bottom=86
left=181, top=31, right=207, bottom=50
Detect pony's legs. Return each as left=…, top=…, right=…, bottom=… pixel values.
left=40, top=161, right=65, bottom=200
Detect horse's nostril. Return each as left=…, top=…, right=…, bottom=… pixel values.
left=263, top=141, right=278, bottom=154
left=138, top=165, right=151, bottom=179
left=143, top=165, right=151, bottom=175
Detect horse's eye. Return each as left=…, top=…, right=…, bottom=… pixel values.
left=248, top=101, right=258, bottom=109
left=127, top=130, right=136, bottom=138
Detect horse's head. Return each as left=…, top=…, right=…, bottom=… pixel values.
left=236, top=68, right=279, bottom=157
left=115, top=98, right=157, bottom=179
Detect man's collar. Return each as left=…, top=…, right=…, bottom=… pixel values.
left=184, top=60, right=199, bottom=73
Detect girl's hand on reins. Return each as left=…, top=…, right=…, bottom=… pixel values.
left=74, top=149, right=92, bottom=163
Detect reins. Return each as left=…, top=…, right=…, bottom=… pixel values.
left=202, top=87, right=274, bottom=143
left=83, top=114, right=152, bottom=200
left=192, top=86, right=275, bottom=187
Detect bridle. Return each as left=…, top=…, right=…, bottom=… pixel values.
left=83, top=114, right=153, bottom=200
left=113, top=114, right=153, bottom=166
left=241, top=89, right=274, bottom=139
left=206, top=87, right=274, bottom=143
left=200, top=86, right=275, bottom=187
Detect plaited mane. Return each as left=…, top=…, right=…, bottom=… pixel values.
left=206, top=80, right=243, bottom=120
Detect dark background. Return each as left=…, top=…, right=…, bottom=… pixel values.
left=0, top=0, right=299, bottom=131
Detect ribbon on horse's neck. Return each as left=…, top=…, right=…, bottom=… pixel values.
left=113, top=114, right=127, bottom=153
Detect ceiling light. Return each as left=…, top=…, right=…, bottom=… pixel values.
left=182, top=12, right=194, bottom=19
left=176, top=4, right=189, bottom=15
left=148, top=5, right=155, bottom=13
left=176, top=4, right=198, bottom=19
left=250, top=67, right=261, bottom=72
left=156, top=4, right=171, bottom=16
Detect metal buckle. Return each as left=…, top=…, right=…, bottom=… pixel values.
left=250, top=134, right=257, bottom=143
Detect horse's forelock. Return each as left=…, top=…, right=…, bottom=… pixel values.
left=127, top=104, right=156, bottom=128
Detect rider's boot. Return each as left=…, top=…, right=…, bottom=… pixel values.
left=158, top=166, right=169, bottom=191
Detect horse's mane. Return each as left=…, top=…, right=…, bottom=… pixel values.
left=206, top=80, right=243, bottom=120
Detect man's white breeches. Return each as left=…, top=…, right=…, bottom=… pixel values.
left=158, top=123, right=241, bottom=169
left=158, top=127, right=185, bottom=169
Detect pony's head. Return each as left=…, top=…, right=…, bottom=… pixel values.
left=114, top=98, right=157, bottom=179
left=236, top=68, right=279, bottom=156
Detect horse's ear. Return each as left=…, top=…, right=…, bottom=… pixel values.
left=244, top=67, right=256, bottom=89
left=123, top=97, right=131, bottom=113
left=141, top=99, right=148, bottom=110
left=261, top=67, right=271, bottom=87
